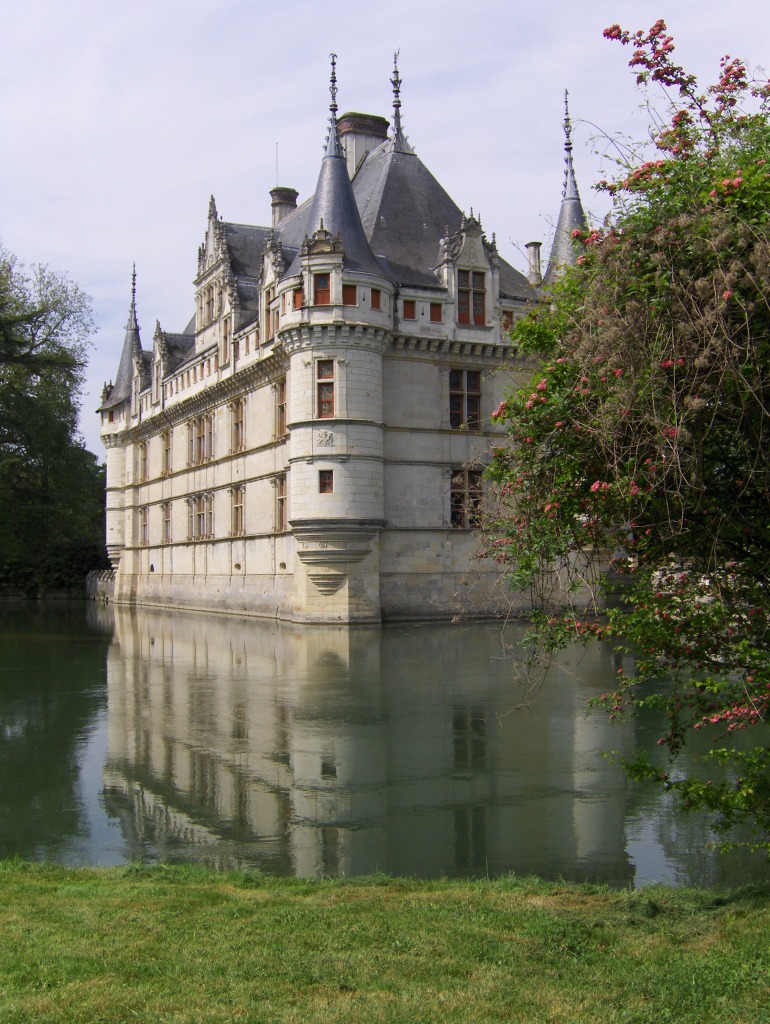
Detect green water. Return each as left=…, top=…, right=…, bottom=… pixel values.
left=0, top=600, right=767, bottom=886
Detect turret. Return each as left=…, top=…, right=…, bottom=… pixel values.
left=99, top=268, right=143, bottom=569
left=544, top=91, right=588, bottom=285
left=281, top=55, right=391, bottom=623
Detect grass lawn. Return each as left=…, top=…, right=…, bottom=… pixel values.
left=1, top=862, right=768, bottom=1023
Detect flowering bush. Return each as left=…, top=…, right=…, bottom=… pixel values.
left=486, top=22, right=770, bottom=849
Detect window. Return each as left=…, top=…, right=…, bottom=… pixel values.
left=403, top=299, right=416, bottom=320
left=275, top=378, right=287, bottom=437
left=189, top=414, right=214, bottom=465
left=206, top=287, right=215, bottom=323
left=371, top=288, right=381, bottom=310
left=138, top=506, right=149, bottom=546
left=230, top=486, right=244, bottom=536
left=316, top=360, right=334, bottom=418
left=450, top=469, right=482, bottom=528
left=293, top=287, right=304, bottom=309
left=162, top=429, right=172, bottom=476
left=162, top=501, right=172, bottom=544
left=342, top=284, right=357, bottom=306
left=188, top=416, right=211, bottom=465
left=430, top=302, right=442, bottom=323
left=137, top=441, right=148, bottom=482
left=222, top=317, right=231, bottom=364
left=449, top=369, right=481, bottom=429
left=314, top=273, right=330, bottom=305
left=275, top=475, right=287, bottom=532
left=189, top=493, right=214, bottom=540
left=231, top=399, right=245, bottom=453
left=319, top=470, right=334, bottom=493
left=457, top=270, right=486, bottom=326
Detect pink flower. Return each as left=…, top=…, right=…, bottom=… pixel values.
left=536, top=378, right=548, bottom=391
left=613, top=368, right=623, bottom=377
left=723, top=289, right=733, bottom=299
left=590, top=481, right=602, bottom=492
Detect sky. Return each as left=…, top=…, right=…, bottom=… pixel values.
left=2, top=0, right=768, bottom=456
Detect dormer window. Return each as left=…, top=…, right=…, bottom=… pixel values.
left=314, top=274, right=331, bottom=305
left=457, top=270, right=485, bottom=326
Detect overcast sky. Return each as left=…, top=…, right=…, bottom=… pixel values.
left=2, top=0, right=768, bottom=456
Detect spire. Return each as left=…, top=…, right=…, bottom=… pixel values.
left=561, top=90, right=581, bottom=203
left=101, top=266, right=142, bottom=409
left=324, top=53, right=343, bottom=157
left=544, top=90, right=588, bottom=285
left=390, top=51, right=413, bottom=154
left=287, top=56, right=383, bottom=277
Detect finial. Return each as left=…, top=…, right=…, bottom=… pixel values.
left=329, top=53, right=338, bottom=114
left=324, top=53, right=342, bottom=155
left=391, top=50, right=403, bottom=138
left=208, top=194, right=217, bottom=220
left=131, top=262, right=136, bottom=304
left=563, top=90, right=573, bottom=154
left=560, top=89, right=581, bottom=202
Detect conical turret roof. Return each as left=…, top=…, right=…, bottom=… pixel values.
left=101, top=267, right=141, bottom=410
left=544, top=92, right=588, bottom=285
left=285, top=56, right=384, bottom=279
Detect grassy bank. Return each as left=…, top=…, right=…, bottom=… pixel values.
left=1, top=863, right=768, bottom=1023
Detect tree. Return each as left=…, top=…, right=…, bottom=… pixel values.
left=0, top=246, right=108, bottom=594
left=485, top=22, right=770, bottom=849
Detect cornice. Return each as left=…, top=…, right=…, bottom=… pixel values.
left=121, top=349, right=288, bottom=442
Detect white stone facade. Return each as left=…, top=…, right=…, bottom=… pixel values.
left=99, top=83, right=556, bottom=624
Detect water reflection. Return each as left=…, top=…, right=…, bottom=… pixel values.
left=0, top=602, right=112, bottom=862
left=102, top=607, right=639, bottom=881
left=1, top=602, right=767, bottom=885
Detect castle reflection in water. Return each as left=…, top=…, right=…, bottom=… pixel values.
left=102, top=606, right=643, bottom=882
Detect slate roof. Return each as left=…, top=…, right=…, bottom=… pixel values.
left=101, top=289, right=141, bottom=410
left=284, top=119, right=385, bottom=280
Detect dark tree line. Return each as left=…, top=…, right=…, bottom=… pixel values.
left=0, top=246, right=108, bottom=595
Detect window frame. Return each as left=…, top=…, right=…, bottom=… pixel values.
left=319, top=470, right=334, bottom=494
left=275, top=474, right=287, bottom=533
left=316, top=360, right=335, bottom=419
left=230, top=485, right=245, bottom=536
left=457, top=270, right=486, bottom=326
left=231, top=398, right=245, bottom=453
left=450, top=468, right=483, bottom=529
left=449, top=369, right=482, bottom=430
left=314, top=273, right=331, bottom=306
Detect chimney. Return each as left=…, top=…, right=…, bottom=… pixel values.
left=337, top=112, right=389, bottom=179
left=525, top=241, right=542, bottom=286
left=270, top=186, right=299, bottom=226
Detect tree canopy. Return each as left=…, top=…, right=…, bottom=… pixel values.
left=486, top=22, right=770, bottom=849
left=0, top=247, right=108, bottom=594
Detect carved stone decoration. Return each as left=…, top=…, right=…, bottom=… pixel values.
left=300, top=220, right=345, bottom=257
left=306, top=567, right=347, bottom=594
left=316, top=429, right=334, bottom=448
left=292, top=519, right=385, bottom=596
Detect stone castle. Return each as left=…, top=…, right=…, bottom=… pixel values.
left=99, top=58, right=586, bottom=623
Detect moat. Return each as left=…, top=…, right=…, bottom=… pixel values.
left=1, top=600, right=767, bottom=886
